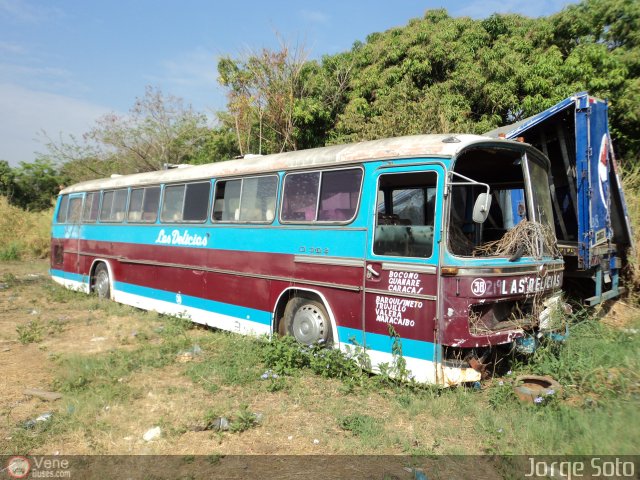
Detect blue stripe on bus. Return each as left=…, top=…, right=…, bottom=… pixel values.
left=338, top=326, right=435, bottom=361
left=50, top=268, right=86, bottom=283
left=113, top=281, right=272, bottom=326
left=51, top=224, right=369, bottom=258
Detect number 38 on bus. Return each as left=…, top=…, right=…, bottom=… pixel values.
left=51, top=134, right=567, bottom=386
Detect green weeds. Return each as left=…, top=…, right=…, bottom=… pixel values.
left=229, top=404, right=260, bottom=433
left=16, top=320, right=45, bottom=344
left=477, top=311, right=640, bottom=454
left=16, top=317, right=70, bottom=344
left=0, top=242, right=21, bottom=261
left=185, top=333, right=263, bottom=389
left=514, top=314, right=640, bottom=400
left=339, top=413, right=382, bottom=437
left=262, top=335, right=364, bottom=381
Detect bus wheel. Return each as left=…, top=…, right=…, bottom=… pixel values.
left=93, top=264, right=110, bottom=299
left=284, top=298, right=331, bottom=346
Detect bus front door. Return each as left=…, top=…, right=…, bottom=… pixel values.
left=363, top=165, right=443, bottom=384
left=66, top=194, right=84, bottom=285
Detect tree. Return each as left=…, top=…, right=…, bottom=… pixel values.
left=551, top=0, right=640, bottom=160
left=86, top=86, right=211, bottom=171
left=11, top=158, right=63, bottom=211
left=311, top=2, right=638, bottom=163
left=0, top=160, right=16, bottom=201
left=218, top=39, right=315, bottom=155
left=43, top=86, right=216, bottom=184
left=187, top=124, right=240, bottom=165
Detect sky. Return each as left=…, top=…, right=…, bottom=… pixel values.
left=0, top=0, right=579, bottom=166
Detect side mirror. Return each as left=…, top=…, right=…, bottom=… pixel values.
left=472, top=192, right=492, bottom=223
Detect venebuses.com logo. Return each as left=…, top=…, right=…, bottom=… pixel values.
left=4, top=456, right=71, bottom=479
left=5, top=456, right=31, bottom=479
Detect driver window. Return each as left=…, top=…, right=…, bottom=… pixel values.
left=374, top=171, right=437, bottom=258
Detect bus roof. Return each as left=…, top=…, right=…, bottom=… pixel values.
left=60, top=133, right=521, bottom=193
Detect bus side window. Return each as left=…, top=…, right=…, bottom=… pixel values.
left=99, top=191, right=114, bottom=222
left=212, top=198, right=224, bottom=221
left=161, top=185, right=185, bottom=223
left=111, top=189, right=128, bottom=222
left=99, top=189, right=128, bottom=223
left=183, top=182, right=210, bottom=222
left=281, top=172, right=320, bottom=222
left=128, top=187, right=161, bottom=223
left=128, top=188, right=144, bottom=221
left=56, top=195, right=69, bottom=223
left=317, top=169, right=362, bottom=222
left=142, top=187, right=160, bottom=222
left=281, top=169, right=362, bottom=223
left=212, top=180, right=241, bottom=222
left=67, top=197, right=83, bottom=223
left=82, top=192, right=99, bottom=223
left=239, top=176, right=277, bottom=222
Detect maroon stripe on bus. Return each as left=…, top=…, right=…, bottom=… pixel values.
left=56, top=239, right=439, bottom=343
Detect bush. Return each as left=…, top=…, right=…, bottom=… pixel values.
left=263, top=335, right=364, bottom=380
left=0, top=196, right=52, bottom=260
left=0, top=242, right=22, bottom=261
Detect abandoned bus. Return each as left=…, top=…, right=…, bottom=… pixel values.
left=50, top=134, right=566, bottom=385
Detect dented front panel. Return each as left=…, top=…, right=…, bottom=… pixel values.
left=440, top=266, right=564, bottom=348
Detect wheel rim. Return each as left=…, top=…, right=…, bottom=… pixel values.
left=291, top=304, right=327, bottom=345
left=95, top=270, right=109, bottom=298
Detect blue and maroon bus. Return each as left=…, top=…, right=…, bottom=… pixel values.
left=51, top=134, right=565, bottom=385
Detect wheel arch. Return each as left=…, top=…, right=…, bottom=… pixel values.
left=89, top=258, right=115, bottom=299
left=272, top=287, right=340, bottom=347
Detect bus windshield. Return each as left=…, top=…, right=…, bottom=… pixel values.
left=448, top=148, right=555, bottom=258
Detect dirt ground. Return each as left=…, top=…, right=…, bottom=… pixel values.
left=0, top=260, right=464, bottom=458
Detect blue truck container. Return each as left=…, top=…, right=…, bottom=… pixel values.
left=487, top=92, right=633, bottom=305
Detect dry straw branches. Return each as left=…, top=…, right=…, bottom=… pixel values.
left=473, top=220, right=560, bottom=260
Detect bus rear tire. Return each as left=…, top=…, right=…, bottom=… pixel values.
left=283, top=297, right=332, bottom=346
left=93, top=263, right=111, bottom=299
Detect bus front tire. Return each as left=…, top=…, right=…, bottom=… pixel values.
left=284, top=298, right=332, bottom=346
left=93, top=264, right=111, bottom=299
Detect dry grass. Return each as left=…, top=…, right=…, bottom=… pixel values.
left=473, top=220, right=559, bottom=260
left=0, top=196, right=52, bottom=260
left=621, top=164, right=640, bottom=294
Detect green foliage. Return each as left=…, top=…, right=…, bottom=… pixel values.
left=16, top=320, right=45, bottom=344
left=261, top=335, right=309, bottom=375
left=523, top=315, right=640, bottom=399
left=229, top=404, right=260, bottom=433
left=0, top=160, right=15, bottom=199
left=262, top=335, right=364, bottom=381
left=201, top=0, right=635, bottom=163
left=184, top=333, right=263, bottom=389
left=187, top=125, right=239, bottom=164
left=15, top=317, right=68, bottom=345
left=0, top=242, right=22, bottom=261
left=217, top=42, right=325, bottom=155
left=0, top=196, right=53, bottom=259
left=338, top=413, right=385, bottom=446
left=1, top=158, right=63, bottom=211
